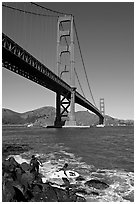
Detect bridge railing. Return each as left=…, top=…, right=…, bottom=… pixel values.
left=75, top=92, right=103, bottom=117
left=2, top=33, right=72, bottom=92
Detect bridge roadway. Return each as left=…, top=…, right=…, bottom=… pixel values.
left=2, top=33, right=104, bottom=123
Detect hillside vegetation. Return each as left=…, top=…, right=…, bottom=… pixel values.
left=2, top=107, right=134, bottom=126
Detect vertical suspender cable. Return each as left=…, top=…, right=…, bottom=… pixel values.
left=4, top=2, right=7, bottom=33
left=73, top=18, right=97, bottom=108
left=60, top=23, right=86, bottom=98
left=74, top=68, right=86, bottom=98
left=29, top=3, right=32, bottom=54
left=23, top=3, right=27, bottom=49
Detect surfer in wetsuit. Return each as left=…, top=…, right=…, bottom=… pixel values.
left=59, top=163, right=70, bottom=186
left=59, top=163, right=68, bottom=177
left=30, top=155, right=42, bottom=178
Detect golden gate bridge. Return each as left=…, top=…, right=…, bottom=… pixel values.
left=2, top=2, right=104, bottom=127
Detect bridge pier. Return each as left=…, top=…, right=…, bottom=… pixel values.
left=65, top=87, right=76, bottom=126
left=99, top=116, right=104, bottom=125
left=54, top=88, right=77, bottom=127
left=54, top=92, right=72, bottom=127
left=54, top=93, right=61, bottom=127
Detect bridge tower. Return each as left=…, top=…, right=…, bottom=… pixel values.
left=99, top=98, right=105, bottom=124
left=100, top=98, right=105, bottom=115
left=54, top=15, right=76, bottom=127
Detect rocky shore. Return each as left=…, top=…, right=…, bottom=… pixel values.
left=2, top=144, right=109, bottom=202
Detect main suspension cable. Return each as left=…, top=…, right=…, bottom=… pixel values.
left=2, top=4, right=58, bottom=17
left=31, top=2, right=72, bottom=16
left=73, top=18, right=97, bottom=107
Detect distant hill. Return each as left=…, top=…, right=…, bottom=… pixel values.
left=21, top=106, right=56, bottom=126
left=75, top=111, right=98, bottom=126
left=2, top=107, right=134, bottom=126
left=2, top=109, right=25, bottom=124
left=2, top=107, right=55, bottom=126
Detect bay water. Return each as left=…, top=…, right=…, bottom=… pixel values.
left=2, top=126, right=134, bottom=202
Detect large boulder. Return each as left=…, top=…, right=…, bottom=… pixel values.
left=85, top=179, right=109, bottom=190
left=20, top=162, right=30, bottom=172
left=76, top=175, right=85, bottom=181
left=2, top=180, right=27, bottom=202
left=3, top=157, right=22, bottom=180
left=20, top=172, right=34, bottom=192
left=30, top=183, right=86, bottom=202
left=12, top=186, right=27, bottom=201
left=2, top=181, right=16, bottom=202
left=37, top=183, right=61, bottom=202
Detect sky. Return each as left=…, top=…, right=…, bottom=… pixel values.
left=2, top=1, right=134, bottom=120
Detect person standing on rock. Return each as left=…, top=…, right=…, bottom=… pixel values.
left=29, top=155, right=42, bottom=178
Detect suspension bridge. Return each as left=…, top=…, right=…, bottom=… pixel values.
left=2, top=2, right=104, bottom=127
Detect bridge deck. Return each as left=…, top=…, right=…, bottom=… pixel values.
left=2, top=33, right=104, bottom=120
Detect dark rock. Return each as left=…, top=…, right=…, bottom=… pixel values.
left=41, top=183, right=61, bottom=202
left=74, top=188, right=89, bottom=195
left=20, top=162, right=30, bottom=172
left=16, top=167, right=23, bottom=182
left=20, top=172, right=34, bottom=192
left=24, top=189, right=34, bottom=201
left=2, top=159, right=10, bottom=174
left=41, top=183, right=86, bottom=202
left=2, top=181, right=16, bottom=201
left=122, top=193, right=134, bottom=202
left=3, top=157, right=20, bottom=171
left=96, top=169, right=106, bottom=173
left=76, top=195, right=86, bottom=202
left=53, top=186, right=71, bottom=201
left=76, top=175, right=85, bottom=181
left=32, top=184, right=42, bottom=193
left=74, top=188, right=99, bottom=196
left=2, top=157, right=86, bottom=202
left=12, top=186, right=27, bottom=201
left=60, top=182, right=78, bottom=188
left=9, top=156, right=21, bottom=167
left=90, top=191, right=99, bottom=196
left=85, top=179, right=109, bottom=190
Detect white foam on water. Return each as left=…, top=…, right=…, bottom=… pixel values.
left=87, top=169, right=134, bottom=202
left=7, top=154, right=30, bottom=164
left=57, top=149, right=134, bottom=202
left=59, top=150, right=76, bottom=158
